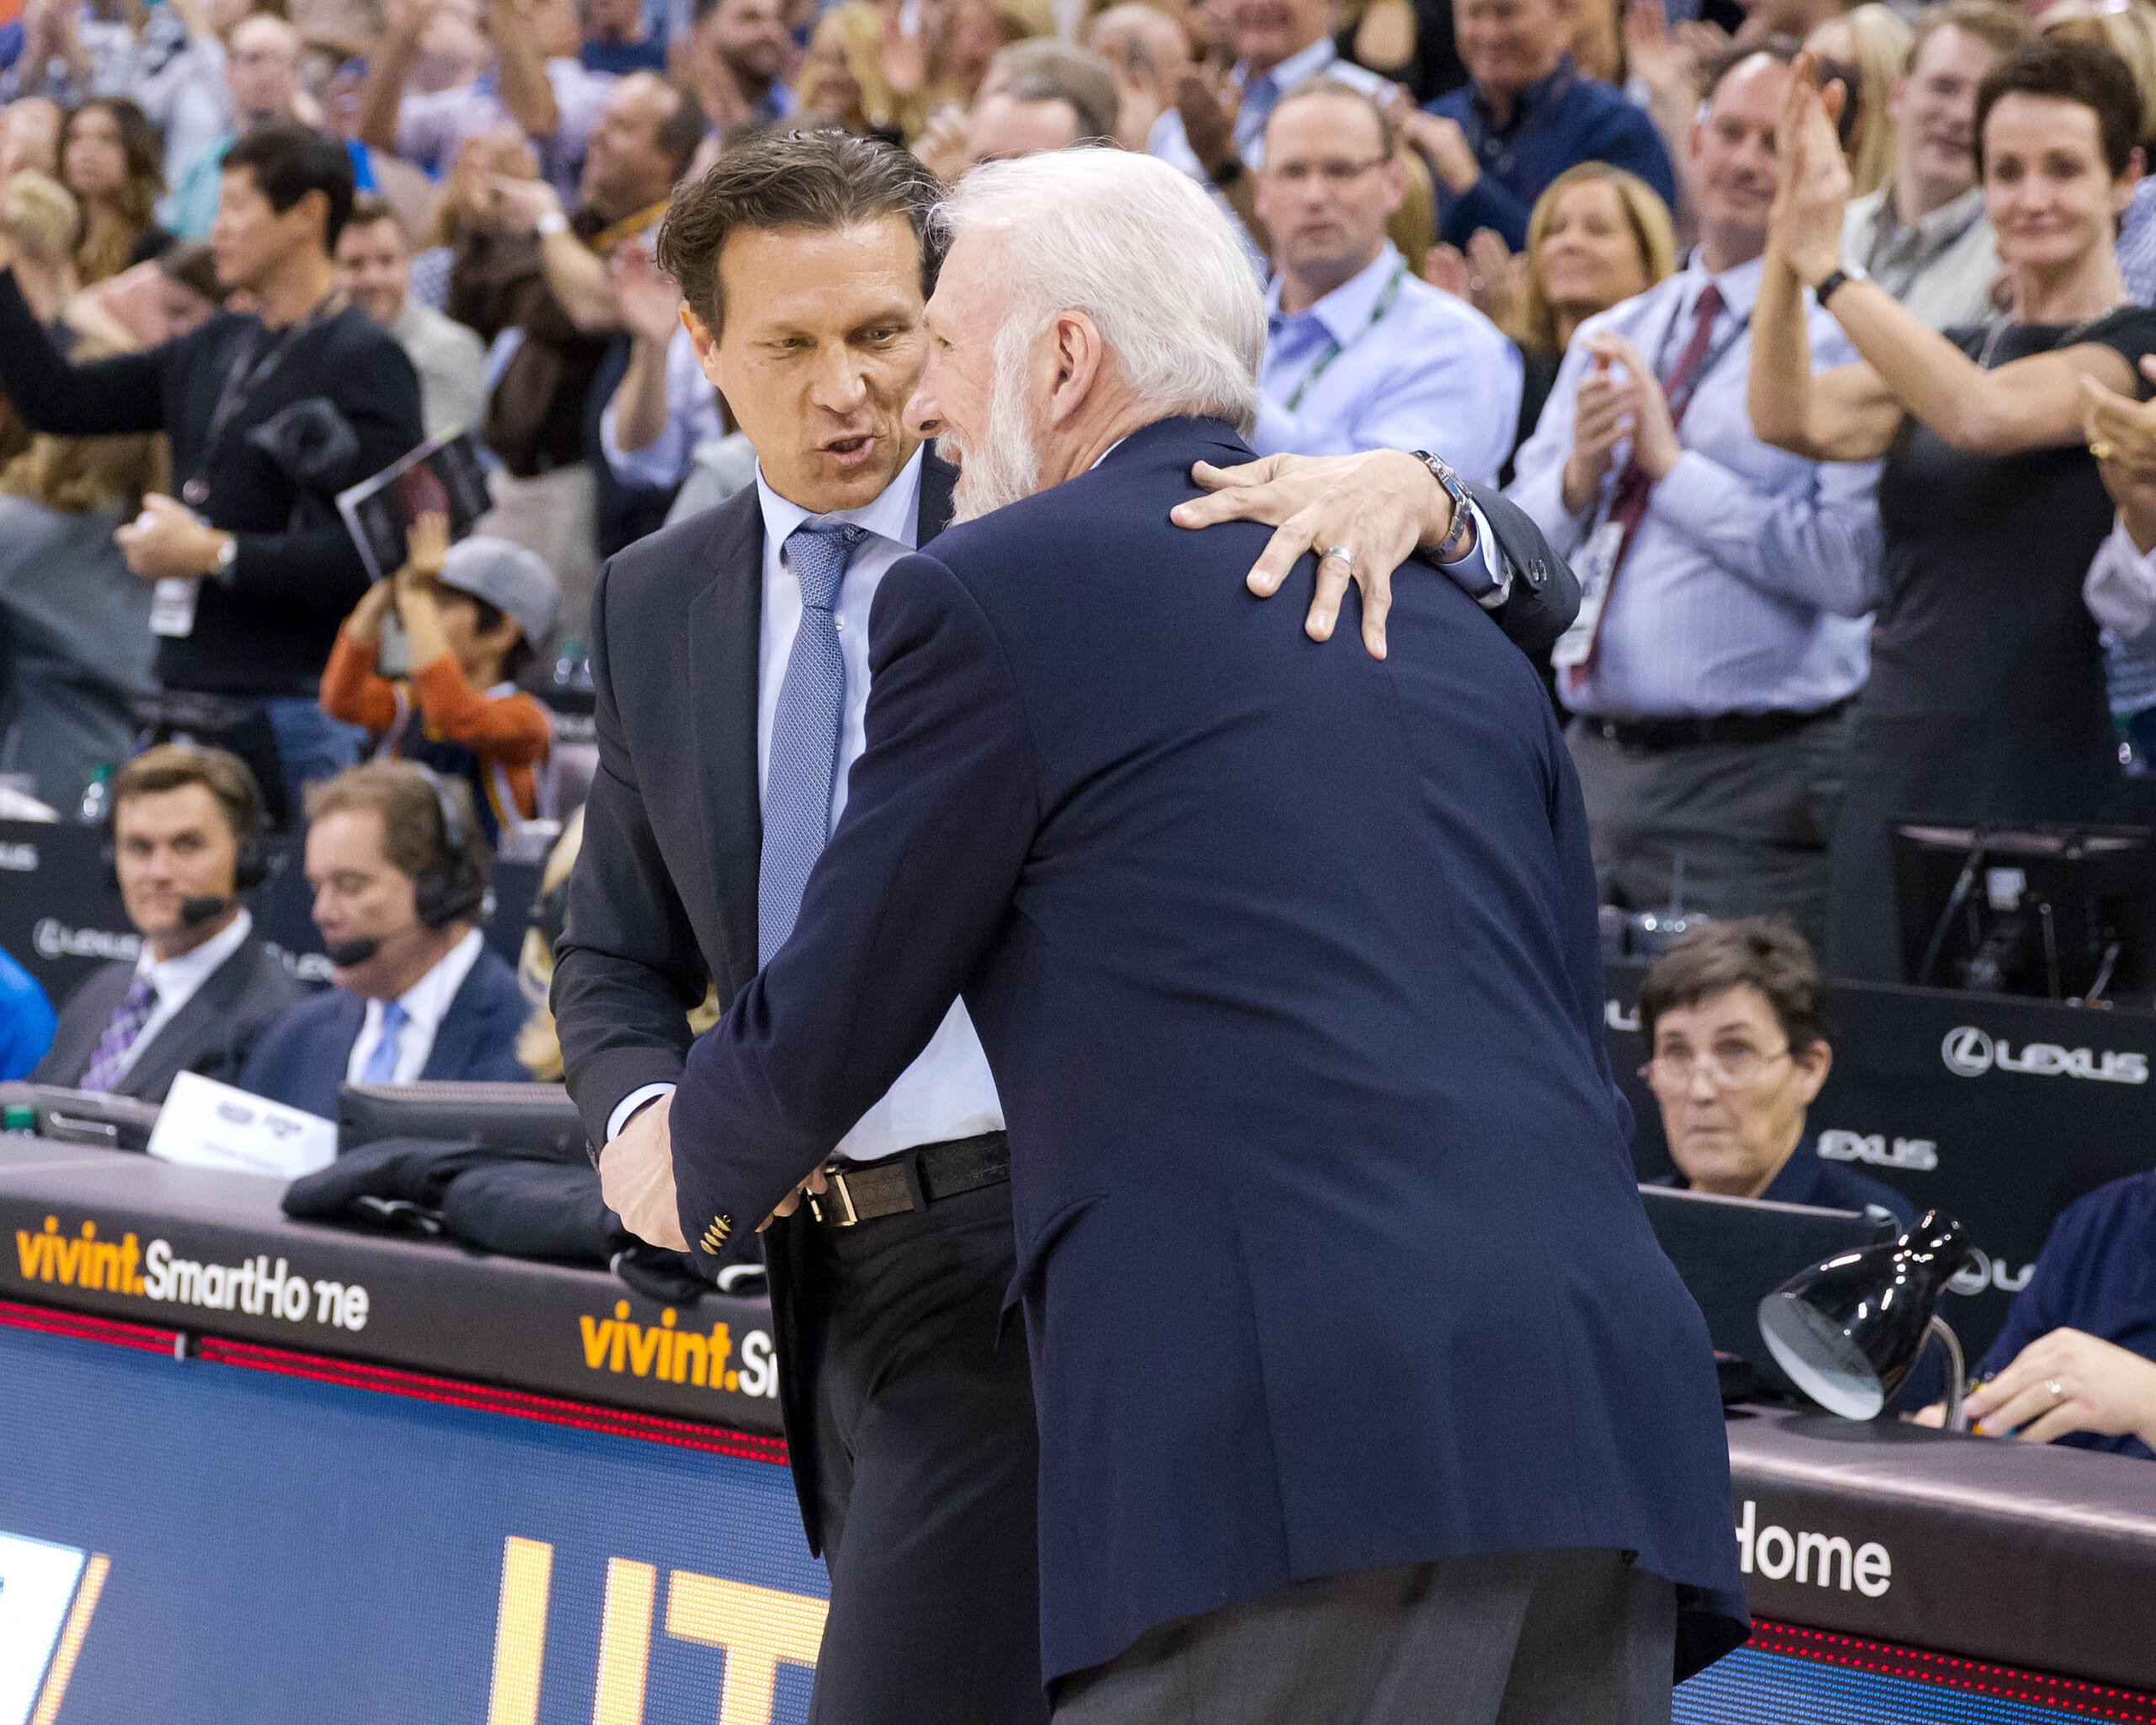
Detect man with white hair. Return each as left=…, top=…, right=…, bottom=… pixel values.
left=615, top=146, right=1745, bottom=1719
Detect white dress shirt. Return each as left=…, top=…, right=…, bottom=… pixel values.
left=608, top=447, right=1007, bottom=1159
left=1507, top=253, right=1882, bottom=718
left=600, top=322, right=724, bottom=492
left=346, top=927, right=486, bottom=1087
left=2086, top=516, right=2156, bottom=652
left=100, top=908, right=254, bottom=1087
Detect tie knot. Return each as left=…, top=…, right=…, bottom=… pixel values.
left=1694, top=282, right=1725, bottom=328
left=382, top=1000, right=410, bottom=1035
left=125, top=974, right=156, bottom=1012
left=787, top=521, right=868, bottom=610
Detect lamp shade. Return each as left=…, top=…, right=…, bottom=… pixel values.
left=1757, top=1210, right=1975, bottom=1418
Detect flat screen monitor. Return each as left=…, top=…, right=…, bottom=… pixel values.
left=1640, top=1183, right=1895, bottom=1402
left=1890, top=821, right=2156, bottom=1004
left=336, top=1081, right=590, bottom=1163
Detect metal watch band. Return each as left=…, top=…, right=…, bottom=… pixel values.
left=1412, top=451, right=1474, bottom=563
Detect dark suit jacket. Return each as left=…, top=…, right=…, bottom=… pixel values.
left=664, top=417, right=1745, bottom=1685
left=238, top=945, right=532, bottom=1120
left=552, top=447, right=1578, bottom=1556
left=33, top=938, right=306, bottom=1103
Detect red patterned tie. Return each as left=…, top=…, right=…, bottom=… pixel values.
left=1572, top=281, right=1726, bottom=686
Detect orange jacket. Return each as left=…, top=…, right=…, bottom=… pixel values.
left=320, top=627, right=552, bottom=822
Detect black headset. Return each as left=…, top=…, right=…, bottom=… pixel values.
left=410, top=766, right=493, bottom=930
left=100, top=747, right=272, bottom=897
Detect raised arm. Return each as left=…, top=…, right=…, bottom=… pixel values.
left=1748, top=68, right=1903, bottom=463
left=488, top=0, right=562, bottom=143
left=1770, top=57, right=2143, bottom=459
left=0, top=262, right=166, bottom=435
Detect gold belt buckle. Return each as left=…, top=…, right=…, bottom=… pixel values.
left=809, top=1164, right=859, bottom=1227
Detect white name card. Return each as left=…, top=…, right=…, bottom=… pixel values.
left=147, top=1072, right=336, bottom=1181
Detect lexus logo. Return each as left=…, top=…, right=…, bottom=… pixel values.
left=1940, top=1025, right=2148, bottom=1084
left=1942, top=1027, right=1995, bottom=1077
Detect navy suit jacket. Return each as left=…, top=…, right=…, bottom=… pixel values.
left=669, top=417, right=1745, bottom=1684
left=239, top=945, right=532, bottom=1121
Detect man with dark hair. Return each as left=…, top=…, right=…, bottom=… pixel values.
left=1636, top=918, right=1912, bottom=1224
left=242, top=761, right=531, bottom=1117
left=0, top=119, right=424, bottom=825
left=451, top=69, right=705, bottom=651
left=557, top=127, right=1577, bottom=1724
left=687, top=0, right=796, bottom=128
left=34, top=745, right=304, bottom=1103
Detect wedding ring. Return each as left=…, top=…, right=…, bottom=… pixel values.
left=1321, top=545, right=1355, bottom=569
left=2046, top=1377, right=2065, bottom=1402
left=2091, top=440, right=2117, bottom=462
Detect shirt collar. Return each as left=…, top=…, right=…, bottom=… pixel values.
left=755, top=443, right=926, bottom=558
left=1879, top=183, right=1986, bottom=249
left=1470, top=53, right=1576, bottom=132
left=1268, top=242, right=1406, bottom=344
left=136, top=906, right=253, bottom=1000
left=387, top=925, right=485, bottom=1039
left=1679, top=249, right=1767, bottom=323
left=1238, top=35, right=1335, bottom=95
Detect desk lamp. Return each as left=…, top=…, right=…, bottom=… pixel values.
left=1758, top=1210, right=1977, bottom=1429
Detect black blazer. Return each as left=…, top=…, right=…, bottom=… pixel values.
left=32, top=938, right=307, bottom=1103
left=552, top=448, right=1579, bottom=1551
left=0, top=269, right=424, bottom=697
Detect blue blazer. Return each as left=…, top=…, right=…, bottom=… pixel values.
left=670, top=417, right=1747, bottom=1685
left=240, top=945, right=532, bottom=1121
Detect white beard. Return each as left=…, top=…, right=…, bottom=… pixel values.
left=943, top=339, right=1043, bottom=525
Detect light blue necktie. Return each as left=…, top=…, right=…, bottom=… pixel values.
left=361, top=1000, right=410, bottom=1086
left=760, top=520, right=867, bottom=967
left=1237, top=71, right=1280, bottom=157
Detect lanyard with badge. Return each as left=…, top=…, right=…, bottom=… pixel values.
left=1283, top=262, right=1407, bottom=412
left=1550, top=283, right=1750, bottom=673
left=148, top=288, right=346, bottom=639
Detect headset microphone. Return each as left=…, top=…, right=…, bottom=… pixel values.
left=178, top=895, right=234, bottom=929
left=324, top=937, right=382, bottom=968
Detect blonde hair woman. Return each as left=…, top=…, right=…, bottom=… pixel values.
left=2039, top=0, right=2156, bottom=145
left=1808, top=4, right=1915, bottom=200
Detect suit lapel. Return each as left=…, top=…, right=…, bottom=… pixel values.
left=421, top=958, right=484, bottom=1080
left=47, top=964, right=129, bottom=1082
left=120, top=948, right=250, bottom=1100
left=918, top=451, right=958, bottom=546
left=686, top=493, right=766, bottom=1004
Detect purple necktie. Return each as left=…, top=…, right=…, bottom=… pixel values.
left=79, top=974, right=157, bottom=1092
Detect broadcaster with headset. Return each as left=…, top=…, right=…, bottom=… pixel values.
left=34, top=744, right=304, bottom=1103
left=239, top=760, right=533, bottom=1118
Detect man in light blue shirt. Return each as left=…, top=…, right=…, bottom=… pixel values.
left=1507, top=45, right=1881, bottom=956
left=1252, top=79, right=1521, bottom=484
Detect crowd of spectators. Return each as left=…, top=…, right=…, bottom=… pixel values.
left=0, top=0, right=2152, bottom=1457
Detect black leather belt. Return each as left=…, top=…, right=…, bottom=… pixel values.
left=804, top=1131, right=1010, bottom=1228
left=1587, top=697, right=1852, bottom=751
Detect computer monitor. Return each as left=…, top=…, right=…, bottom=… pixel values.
left=1890, top=821, right=2156, bottom=1004
left=1640, top=1184, right=1896, bottom=1402
left=0, top=1083, right=163, bottom=1152
left=336, top=1081, right=590, bottom=1163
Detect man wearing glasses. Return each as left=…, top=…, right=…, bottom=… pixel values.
left=1250, top=80, right=1521, bottom=483
left=1636, top=918, right=1913, bottom=1227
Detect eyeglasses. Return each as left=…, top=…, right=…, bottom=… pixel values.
left=1267, top=157, right=1390, bottom=188
left=1640, top=1044, right=1793, bottom=1089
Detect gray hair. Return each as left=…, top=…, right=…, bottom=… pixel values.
left=933, top=147, right=1263, bottom=435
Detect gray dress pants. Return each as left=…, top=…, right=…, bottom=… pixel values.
left=1052, top=1547, right=1677, bottom=1725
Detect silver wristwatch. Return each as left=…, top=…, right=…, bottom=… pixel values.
left=1410, top=450, right=1474, bottom=563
